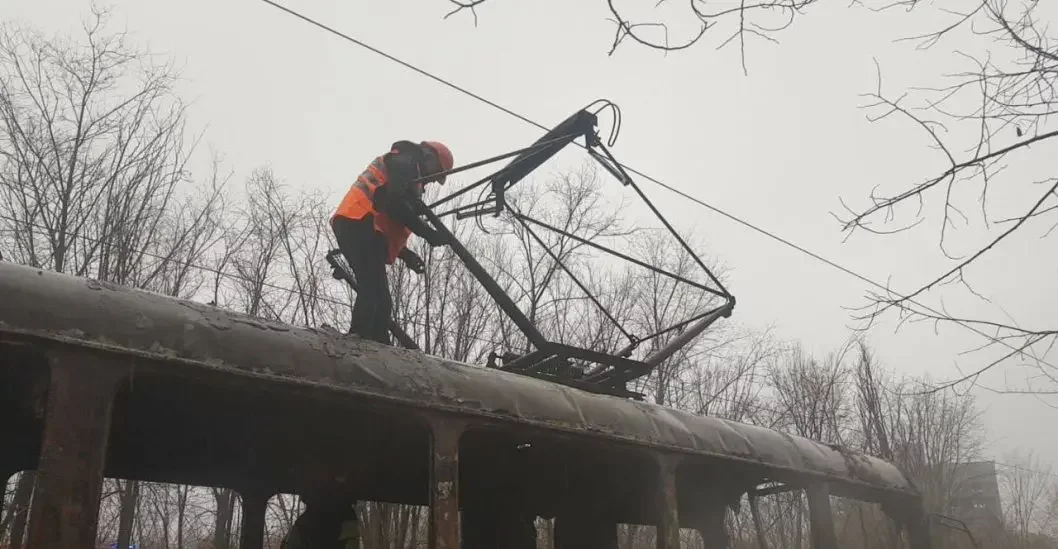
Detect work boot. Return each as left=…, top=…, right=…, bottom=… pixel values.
left=371, top=327, right=392, bottom=346
left=345, top=324, right=391, bottom=346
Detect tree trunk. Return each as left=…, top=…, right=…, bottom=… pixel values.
left=229, top=493, right=238, bottom=545
left=396, top=505, right=412, bottom=549
left=215, top=488, right=235, bottom=549
left=407, top=507, right=421, bottom=549
left=117, top=479, right=140, bottom=548
left=367, top=502, right=385, bottom=549
left=8, top=471, right=35, bottom=549
left=177, top=484, right=189, bottom=549
left=0, top=472, right=14, bottom=540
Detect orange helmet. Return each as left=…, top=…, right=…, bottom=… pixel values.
left=421, top=141, right=454, bottom=184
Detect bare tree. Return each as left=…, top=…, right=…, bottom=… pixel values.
left=686, top=327, right=776, bottom=423
left=999, top=452, right=1058, bottom=548
left=116, top=481, right=197, bottom=549
left=0, top=6, right=212, bottom=276
left=212, top=487, right=239, bottom=549
left=388, top=184, right=501, bottom=362
left=266, top=494, right=304, bottom=549
left=440, top=0, right=816, bottom=72
left=618, top=225, right=728, bottom=407
left=0, top=7, right=230, bottom=547
left=753, top=341, right=854, bottom=549
left=358, top=502, right=425, bottom=549
left=0, top=475, right=17, bottom=543
left=838, top=0, right=1058, bottom=394
left=769, top=340, right=854, bottom=444
left=854, top=339, right=895, bottom=461
left=116, top=479, right=140, bottom=548
left=2, top=472, right=33, bottom=549
left=488, top=164, right=633, bottom=352
left=905, top=392, right=986, bottom=516
left=850, top=359, right=987, bottom=545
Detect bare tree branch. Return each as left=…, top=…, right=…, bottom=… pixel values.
left=438, top=0, right=819, bottom=71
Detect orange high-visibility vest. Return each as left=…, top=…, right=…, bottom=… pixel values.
left=333, top=155, right=416, bottom=264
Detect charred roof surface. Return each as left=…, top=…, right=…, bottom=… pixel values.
left=0, top=262, right=914, bottom=499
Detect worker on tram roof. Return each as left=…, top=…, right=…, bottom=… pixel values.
left=331, top=140, right=454, bottom=345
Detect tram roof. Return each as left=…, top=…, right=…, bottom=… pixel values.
left=0, top=262, right=915, bottom=499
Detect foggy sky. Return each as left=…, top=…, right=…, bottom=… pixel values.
left=6, top=0, right=1056, bottom=470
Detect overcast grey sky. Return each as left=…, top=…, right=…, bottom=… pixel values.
left=6, top=0, right=1055, bottom=468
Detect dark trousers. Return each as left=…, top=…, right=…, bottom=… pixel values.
left=332, top=215, right=392, bottom=345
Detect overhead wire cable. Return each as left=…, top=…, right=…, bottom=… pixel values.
left=249, top=0, right=1056, bottom=375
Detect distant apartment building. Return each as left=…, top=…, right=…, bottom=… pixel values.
left=948, top=461, right=1004, bottom=530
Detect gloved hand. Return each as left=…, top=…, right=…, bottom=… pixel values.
left=400, top=249, right=426, bottom=274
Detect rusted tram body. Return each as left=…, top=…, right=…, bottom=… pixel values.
left=0, top=262, right=930, bottom=549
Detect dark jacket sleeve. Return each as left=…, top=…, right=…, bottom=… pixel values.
left=382, top=140, right=425, bottom=197
left=373, top=141, right=446, bottom=246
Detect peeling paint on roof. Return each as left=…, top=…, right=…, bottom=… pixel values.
left=0, top=262, right=914, bottom=496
